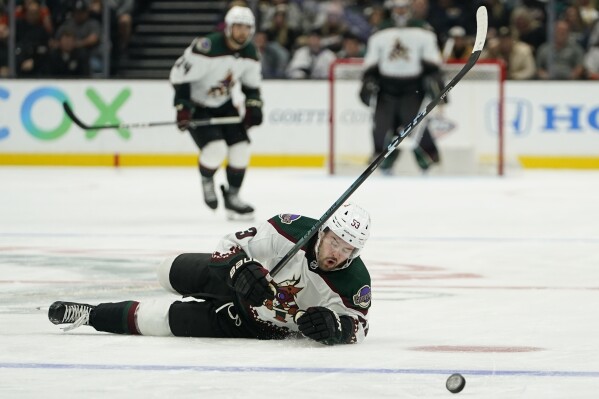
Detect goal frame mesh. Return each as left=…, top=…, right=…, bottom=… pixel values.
left=328, top=58, right=506, bottom=176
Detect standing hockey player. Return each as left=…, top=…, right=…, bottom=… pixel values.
left=170, top=5, right=263, bottom=220
left=48, top=203, right=372, bottom=346
left=360, top=0, right=443, bottom=174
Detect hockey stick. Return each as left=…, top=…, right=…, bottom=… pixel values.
left=271, top=6, right=488, bottom=277
left=62, top=102, right=242, bottom=130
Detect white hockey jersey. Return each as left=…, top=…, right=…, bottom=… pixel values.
left=211, top=214, right=371, bottom=344
left=363, top=26, right=442, bottom=79
left=169, top=32, right=262, bottom=108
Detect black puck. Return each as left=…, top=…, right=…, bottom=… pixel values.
left=446, top=373, right=466, bottom=394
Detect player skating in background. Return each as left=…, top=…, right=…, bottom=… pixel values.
left=360, top=0, right=444, bottom=174
left=169, top=6, right=263, bottom=220
left=48, top=203, right=372, bottom=346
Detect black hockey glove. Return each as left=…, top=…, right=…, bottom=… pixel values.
left=229, top=258, right=274, bottom=307
left=421, top=61, right=447, bottom=104
left=359, top=65, right=380, bottom=106
left=175, top=104, right=192, bottom=131
left=243, top=98, right=263, bottom=130
left=295, top=306, right=348, bottom=345
left=359, top=77, right=379, bottom=106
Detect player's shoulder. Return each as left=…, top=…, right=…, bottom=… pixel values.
left=368, top=27, right=394, bottom=42
left=404, top=24, right=438, bottom=40
left=190, top=32, right=258, bottom=60
left=267, top=214, right=317, bottom=243
left=368, top=27, right=408, bottom=47
left=238, top=41, right=260, bottom=61
left=407, top=18, right=435, bottom=32
left=325, top=259, right=372, bottom=310
left=190, top=32, right=228, bottom=57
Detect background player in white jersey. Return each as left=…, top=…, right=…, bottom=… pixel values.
left=48, top=203, right=372, bottom=346
left=169, top=6, right=263, bottom=220
left=360, top=0, right=444, bottom=174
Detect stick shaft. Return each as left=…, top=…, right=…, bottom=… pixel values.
left=271, top=7, right=488, bottom=277
left=63, top=102, right=241, bottom=130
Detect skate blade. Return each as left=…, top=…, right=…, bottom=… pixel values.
left=226, top=210, right=255, bottom=221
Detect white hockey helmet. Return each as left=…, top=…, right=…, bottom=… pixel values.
left=385, top=0, right=412, bottom=26
left=319, top=202, right=371, bottom=268
left=224, top=6, right=256, bottom=46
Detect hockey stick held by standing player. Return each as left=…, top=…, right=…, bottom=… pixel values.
left=62, top=102, right=242, bottom=131
left=271, top=6, right=488, bottom=278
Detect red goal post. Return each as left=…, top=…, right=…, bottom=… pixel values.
left=328, top=58, right=506, bottom=176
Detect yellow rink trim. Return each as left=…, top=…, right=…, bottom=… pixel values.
left=519, top=156, right=599, bottom=169
left=0, top=153, right=326, bottom=168
left=0, top=153, right=115, bottom=166
left=3, top=153, right=598, bottom=170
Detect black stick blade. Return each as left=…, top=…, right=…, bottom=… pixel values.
left=63, top=102, right=92, bottom=129
left=63, top=102, right=123, bottom=130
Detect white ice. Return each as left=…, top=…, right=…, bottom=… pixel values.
left=1, top=166, right=599, bottom=398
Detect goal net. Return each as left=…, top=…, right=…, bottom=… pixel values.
left=328, top=59, right=505, bottom=176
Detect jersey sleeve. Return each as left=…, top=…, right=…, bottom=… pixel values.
left=323, top=260, right=371, bottom=344
left=362, top=33, right=381, bottom=70
left=338, top=310, right=369, bottom=345
left=240, top=44, right=262, bottom=92
left=169, top=39, right=209, bottom=84
left=421, top=30, right=442, bottom=66
left=209, top=218, right=282, bottom=269
left=240, top=62, right=263, bottom=104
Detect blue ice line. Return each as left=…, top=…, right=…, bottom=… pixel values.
left=1, top=363, right=598, bottom=378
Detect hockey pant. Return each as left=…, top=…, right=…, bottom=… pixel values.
left=88, top=253, right=257, bottom=339
left=373, top=93, right=439, bottom=171
left=188, top=100, right=249, bottom=149
left=187, top=100, right=250, bottom=188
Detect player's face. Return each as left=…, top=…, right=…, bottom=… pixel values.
left=230, top=24, right=252, bottom=47
left=317, top=231, right=355, bottom=271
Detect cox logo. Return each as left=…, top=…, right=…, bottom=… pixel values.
left=0, top=86, right=131, bottom=140
left=0, top=87, right=9, bottom=140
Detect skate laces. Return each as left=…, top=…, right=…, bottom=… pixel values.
left=61, top=304, right=91, bottom=332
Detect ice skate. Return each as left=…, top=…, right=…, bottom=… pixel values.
left=48, top=301, right=95, bottom=331
left=220, top=185, right=255, bottom=221
left=414, top=147, right=437, bottom=172
left=202, top=176, right=218, bottom=210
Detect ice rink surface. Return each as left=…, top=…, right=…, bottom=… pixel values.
left=1, top=166, right=598, bottom=398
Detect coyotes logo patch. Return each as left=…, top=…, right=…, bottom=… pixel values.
left=207, top=70, right=235, bottom=97
left=389, top=39, right=409, bottom=61
left=279, top=214, right=301, bottom=224
left=265, top=275, right=303, bottom=323
left=353, top=285, right=371, bottom=308
left=194, top=37, right=211, bottom=53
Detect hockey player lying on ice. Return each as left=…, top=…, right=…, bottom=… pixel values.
left=48, top=203, right=372, bottom=346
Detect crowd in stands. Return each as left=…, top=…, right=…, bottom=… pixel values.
left=2, top=0, right=599, bottom=80
left=245, top=0, right=599, bottom=81
left=0, top=0, right=135, bottom=78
